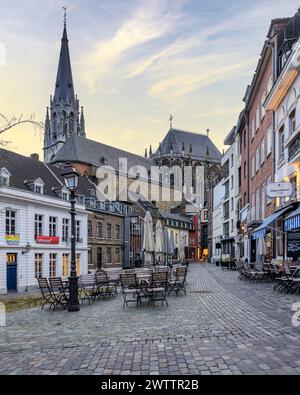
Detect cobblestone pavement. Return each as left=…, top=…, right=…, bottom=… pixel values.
left=0, top=263, right=300, bottom=375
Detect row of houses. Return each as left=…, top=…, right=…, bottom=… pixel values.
left=212, top=7, right=300, bottom=264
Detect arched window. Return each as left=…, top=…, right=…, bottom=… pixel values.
left=52, top=112, right=57, bottom=140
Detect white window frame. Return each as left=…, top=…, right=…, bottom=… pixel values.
left=261, top=138, right=265, bottom=165
left=255, top=147, right=260, bottom=173
left=6, top=209, right=17, bottom=235
left=49, top=216, right=57, bottom=237
left=251, top=156, right=255, bottom=178
left=256, top=107, right=260, bottom=131
left=267, top=127, right=272, bottom=156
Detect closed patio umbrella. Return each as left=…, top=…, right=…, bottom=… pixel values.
left=256, top=237, right=267, bottom=264
left=178, top=235, right=186, bottom=262
left=142, top=211, right=155, bottom=267
left=168, top=231, right=175, bottom=265
left=155, top=219, right=165, bottom=265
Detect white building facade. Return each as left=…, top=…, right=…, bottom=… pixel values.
left=0, top=185, right=88, bottom=294
left=212, top=180, right=225, bottom=262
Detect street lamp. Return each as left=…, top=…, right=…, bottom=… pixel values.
left=62, top=165, right=80, bottom=312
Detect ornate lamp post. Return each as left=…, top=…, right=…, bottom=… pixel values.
left=62, top=165, right=80, bottom=312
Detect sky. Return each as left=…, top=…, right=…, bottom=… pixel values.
left=0, top=0, right=299, bottom=159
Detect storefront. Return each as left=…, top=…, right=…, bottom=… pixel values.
left=284, top=206, right=300, bottom=261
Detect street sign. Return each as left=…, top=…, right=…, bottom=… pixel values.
left=266, top=182, right=292, bottom=198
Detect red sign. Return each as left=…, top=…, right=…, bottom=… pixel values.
left=36, top=236, right=59, bottom=244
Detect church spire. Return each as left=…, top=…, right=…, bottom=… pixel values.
left=43, top=10, right=86, bottom=164
left=54, top=9, right=75, bottom=103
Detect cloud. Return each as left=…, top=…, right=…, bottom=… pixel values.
left=81, top=0, right=186, bottom=92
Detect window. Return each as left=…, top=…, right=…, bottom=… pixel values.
left=256, top=107, right=260, bottom=131
left=96, top=222, right=103, bottom=238
left=256, top=188, right=260, bottom=220
left=267, top=127, right=272, bottom=156
left=251, top=118, right=255, bottom=140
left=251, top=156, right=255, bottom=178
left=244, top=162, right=247, bottom=178
left=231, top=197, right=234, bottom=212
left=49, top=217, right=57, bottom=237
left=76, top=220, right=81, bottom=242
left=251, top=193, right=255, bottom=221
left=291, top=176, right=297, bottom=200
left=88, top=220, right=92, bottom=237
left=267, top=175, right=272, bottom=205
left=261, top=138, right=265, bottom=164
left=35, top=253, right=43, bottom=278
left=49, top=253, right=57, bottom=277
left=231, top=220, right=234, bottom=232
left=115, top=247, right=120, bottom=263
left=231, top=154, right=234, bottom=168
left=107, top=247, right=112, bottom=263
left=107, top=223, right=112, bottom=239
left=34, top=214, right=43, bottom=239
left=289, top=109, right=296, bottom=136
left=243, top=130, right=247, bottom=148
left=115, top=224, right=120, bottom=240
left=261, top=183, right=265, bottom=220
left=6, top=210, right=16, bottom=235
left=261, top=92, right=266, bottom=120
left=62, top=192, right=69, bottom=201
left=34, top=185, right=42, bottom=194
left=231, top=175, right=234, bottom=189
left=76, top=254, right=80, bottom=275
left=62, top=254, right=69, bottom=277
left=0, top=168, right=11, bottom=186
left=62, top=218, right=69, bottom=243
left=278, top=125, right=285, bottom=161
left=255, top=147, right=260, bottom=172
left=96, top=247, right=102, bottom=270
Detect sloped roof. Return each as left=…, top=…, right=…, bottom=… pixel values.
left=159, top=210, right=193, bottom=224
left=0, top=148, right=91, bottom=199
left=52, top=134, right=153, bottom=170
left=153, top=128, right=221, bottom=163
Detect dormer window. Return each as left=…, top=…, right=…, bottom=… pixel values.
left=0, top=168, right=11, bottom=186
left=25, top=178, right=44, bottom=195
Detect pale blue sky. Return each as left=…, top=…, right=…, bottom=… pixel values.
left=0, top=0, right=299, bottom=157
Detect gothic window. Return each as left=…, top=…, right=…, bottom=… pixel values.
left=52, top=112, right=57, bottom=140
left=69, top=112, right=74, bottom=132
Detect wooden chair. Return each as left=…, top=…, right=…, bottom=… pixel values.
left=168, top=266, right=188, bottom=296
left=120, top=273, right=140, bottom=308
left=95, top=270, right=116, bottom=299
left=48, top=277, right=69, bottom=310
left=37, top=278, right=56, bottom=310
left=79, top=274, right=96, bottom=304
left=147, top=271, right=169, bottom=307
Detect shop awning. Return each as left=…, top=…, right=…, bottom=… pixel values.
left=285, top=206, right=300, bottom=231
left=252, top=206, right=291, bottom=240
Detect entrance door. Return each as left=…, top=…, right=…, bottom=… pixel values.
left=97, top=247, right=102, bottom=270
left=7, top=253, right=17, bottom=291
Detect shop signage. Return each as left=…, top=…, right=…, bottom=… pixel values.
left=36, top=236, right=59, bottom=245
left=266, top=182, right=292, bottom=198
left=5, top=234, right=20, bottom=245
left=287, top=231, right=300, bottom=258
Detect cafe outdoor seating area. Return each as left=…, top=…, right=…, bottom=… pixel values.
left=37, top=263, right=189, bottom=311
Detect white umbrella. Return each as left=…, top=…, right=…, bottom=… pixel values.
left=164, top=228, right=170, bottom=265
left=256, top=237, right=267, bottom=256
left=142, top=211, right=155, bottom=267
left=155, top=220, right=165, bottom=265
left=178, top=235, right=186, bottom=261
left=168, top=231, right=175, bottom=265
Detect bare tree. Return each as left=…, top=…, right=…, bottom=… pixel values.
left=0, top=113, right=44, bottom=146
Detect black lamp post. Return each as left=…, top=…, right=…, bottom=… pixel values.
left=62, top=165, right=80, bottom=312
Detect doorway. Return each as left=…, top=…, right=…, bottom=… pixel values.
left=97, top=247, right=102, bottom=270
left=7, top=253, right=17, bottom=291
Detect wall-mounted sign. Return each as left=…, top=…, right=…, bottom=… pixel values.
left=5, top=234, right=20, bottom=245
left=36, top=236, right=59, bottom=245
left=287, top=231, right=300, bottom=258
left=266, top=182, right=292, bottom=198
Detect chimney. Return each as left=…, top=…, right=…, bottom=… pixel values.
left=30, top=153, right=39, bottom=161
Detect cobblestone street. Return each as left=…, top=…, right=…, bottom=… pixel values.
left=1, top=263, right=300, bottom=375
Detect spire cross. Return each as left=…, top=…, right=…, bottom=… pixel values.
left=169, top=114, right=174, bottom=129
left=63, top=6, right=67, bottom=26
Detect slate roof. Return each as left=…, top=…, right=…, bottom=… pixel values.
left=52, top=134, right=153, bottom=170
left=159, top=210, right=193, bottom=224
left=0, top=148, right=91, bottom=199
left=152, top=128, right=222, bottom=163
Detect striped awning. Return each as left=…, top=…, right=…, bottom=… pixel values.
left=252, top=206, right=291, bottom=240
left=285, top=206, right=300, bottom=231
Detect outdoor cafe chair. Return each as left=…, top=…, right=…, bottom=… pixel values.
left=147, top=271, right=169, bottom=307
left=79, top=274, right=97, bottom=304
left=95, top=270, right=116, bottom=299
left=48, top=277, right=69, bottom=310
left=168, top=265, right=188, bottom=296
left=37, top=277, right=57, bottom=310
left=120, top=273, right=140, bottom=308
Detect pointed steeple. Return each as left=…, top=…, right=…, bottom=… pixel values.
left=43, top=11, right=87, bottom=164
left=54, top=14, right=75, bottom=103
left=80, top=106, right=86, bottom=137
